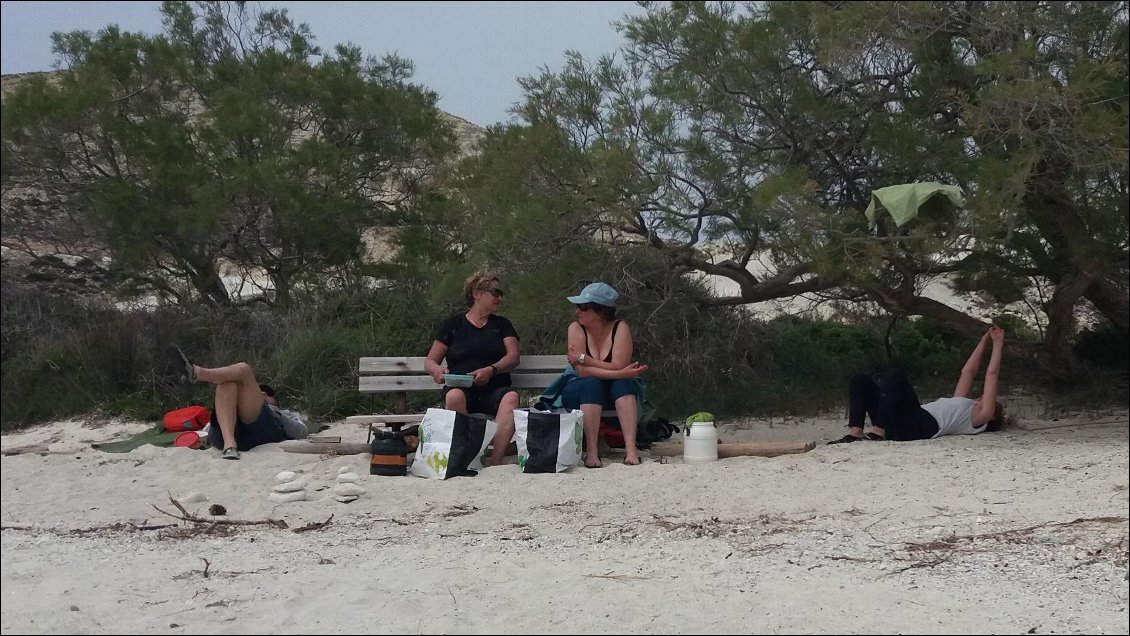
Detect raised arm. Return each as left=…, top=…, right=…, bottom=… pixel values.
left=971, top=327, right=1005, bottom=426
left=954, top=331, right=991, bottom=398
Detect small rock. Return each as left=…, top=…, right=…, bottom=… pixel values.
left=272, top=480, right=307, bottom=493
left=333, top=482, right=365, bottom=497
left=208, top=504, right=227, bottom=516
left=336, top=472, right=360, bottom=483
left=335, top=495, right=359, bottom=504
left=69, top=605, right=79, bottom=612
left=268, top=490, right=307, bottom=504
left=276, top=471, right=297, bottom=482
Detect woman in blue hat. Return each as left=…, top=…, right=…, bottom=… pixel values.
left=562, top=282, right=649, bottom=467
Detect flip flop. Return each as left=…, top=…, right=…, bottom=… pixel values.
left=169, top=345, right=197, bottom=384
left=222, top=447, right=240, bottom=460
left=827, top=434, right=864, bottom=445
left=864, top=432, right=885, bottom=441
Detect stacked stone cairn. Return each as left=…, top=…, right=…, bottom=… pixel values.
left=269, top=470, right=307, bottom=503
left=333, top=466, right=366, bottom=503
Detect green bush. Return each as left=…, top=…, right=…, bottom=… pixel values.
left=1073, top=321, right=1130, bottom=372
left=2, top=269, right=1123, bottom=431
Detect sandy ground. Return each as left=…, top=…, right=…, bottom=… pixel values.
left=1, top=400, right=1127, bottom=635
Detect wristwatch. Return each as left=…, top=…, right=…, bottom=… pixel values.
left=578, top=353, right=586, bottom=365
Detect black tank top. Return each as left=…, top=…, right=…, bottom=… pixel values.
left=582, top=320, right=621, bottom=363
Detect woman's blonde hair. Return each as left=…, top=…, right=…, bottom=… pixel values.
left=463, top=270, right=500, bottom=306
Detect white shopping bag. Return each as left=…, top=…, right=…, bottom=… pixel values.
left=410, top=408, right=497, bottom=479
left=513, top=407, right=583, bottom=473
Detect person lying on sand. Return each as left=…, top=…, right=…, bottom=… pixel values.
left=829, top=326, right=1008, bottom=443
left=170, top=347, right=306, bottom=459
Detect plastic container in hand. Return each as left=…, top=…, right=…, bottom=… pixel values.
left=443, top=373, right=475, bottom=388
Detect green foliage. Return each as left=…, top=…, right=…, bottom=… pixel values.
left=440, top=0, right=1128, bottom=377
left=1073, top=322, right=1130, bottom=372
left=2, top=1, right=454, bottom=308
left=3, top=264, right=1125, bottom=431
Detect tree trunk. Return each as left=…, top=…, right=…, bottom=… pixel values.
left=1084, top=276, right=1130, bottom=335
left=1040, top=268, right=1092, bottom=380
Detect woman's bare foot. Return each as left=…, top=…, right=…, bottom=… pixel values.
left=623, top=454, right=640, bottom=465
left=584, top=456, right=603, bottom=468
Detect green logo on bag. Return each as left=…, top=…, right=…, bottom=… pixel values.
left=426, top=452, right=449, bottom=473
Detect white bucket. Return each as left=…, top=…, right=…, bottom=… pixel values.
left=683, top=421, right=718, bottom=464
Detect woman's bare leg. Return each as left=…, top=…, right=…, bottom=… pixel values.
left=192, top=362, right=267, bottom=452
left=444, top=389, right=468, bottom=414
left=490, top=392, right=520, bottom=466
left=581, top=404, right=603, bottom=468
left=614, top=395, right=640, bottom=465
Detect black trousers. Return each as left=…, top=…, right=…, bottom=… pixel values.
left=849, top=371, right=939, bottom=441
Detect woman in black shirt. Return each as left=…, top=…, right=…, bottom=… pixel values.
left=425, top=270, right=521, bottom=466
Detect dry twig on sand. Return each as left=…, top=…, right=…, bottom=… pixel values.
left=585, top=571, right=653, bottom=582
left=152, top=496, right=289, bottom=529
left=904, top=515, right=1127, bottom=552
left=293, top=515, right=335, bottom=533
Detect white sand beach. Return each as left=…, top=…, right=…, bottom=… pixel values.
left=2, top=404, right=1127, bottom=634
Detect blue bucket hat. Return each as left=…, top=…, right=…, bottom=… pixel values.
left=567, top=282, right=619, bottom=308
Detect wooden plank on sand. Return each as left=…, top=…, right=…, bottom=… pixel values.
left=280, top=440, right=371, bottom=455
left=649, top=440, right=816, bottom=458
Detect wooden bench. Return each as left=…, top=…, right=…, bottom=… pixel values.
left=344, top=354, right=568, bottom=430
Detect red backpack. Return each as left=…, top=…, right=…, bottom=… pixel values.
left=163, top=406, right=211, bottom=432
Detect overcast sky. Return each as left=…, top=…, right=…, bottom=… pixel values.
left=0, top=1, right=647, bottom=126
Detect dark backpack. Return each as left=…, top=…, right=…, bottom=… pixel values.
left=598, top=400, right=679, bottom=449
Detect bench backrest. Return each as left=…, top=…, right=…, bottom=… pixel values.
left=358, top=355, right=568, bottom=394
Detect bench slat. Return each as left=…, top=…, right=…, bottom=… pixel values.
left=359, top=355, right=567, bottom=374
left=344, top=414, right=425, bottom=427
left=359, top=373, right=562, bottom=393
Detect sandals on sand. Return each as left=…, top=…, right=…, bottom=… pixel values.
left=222, top=447, right=240, bottom=460
left=827, top=432, right=885, bottom=445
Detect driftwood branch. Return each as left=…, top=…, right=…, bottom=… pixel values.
left=293, top=515, right=334, bottom=533
left=152, top=496, right=289, bottom=529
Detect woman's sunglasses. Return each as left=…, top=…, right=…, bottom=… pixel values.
left=481, top=287, right=504, bottom=299
left=575, top=303, right=598, bottom=312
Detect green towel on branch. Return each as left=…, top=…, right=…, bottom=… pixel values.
left=864, top=182, right=965, bottom=227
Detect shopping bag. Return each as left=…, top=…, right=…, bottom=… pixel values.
left=410, top=408, right=497, bottom=479
left=514, top=407, right=583, bottom=473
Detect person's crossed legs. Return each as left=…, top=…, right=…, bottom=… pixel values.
left=173, top=348, right=269, bottom=460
